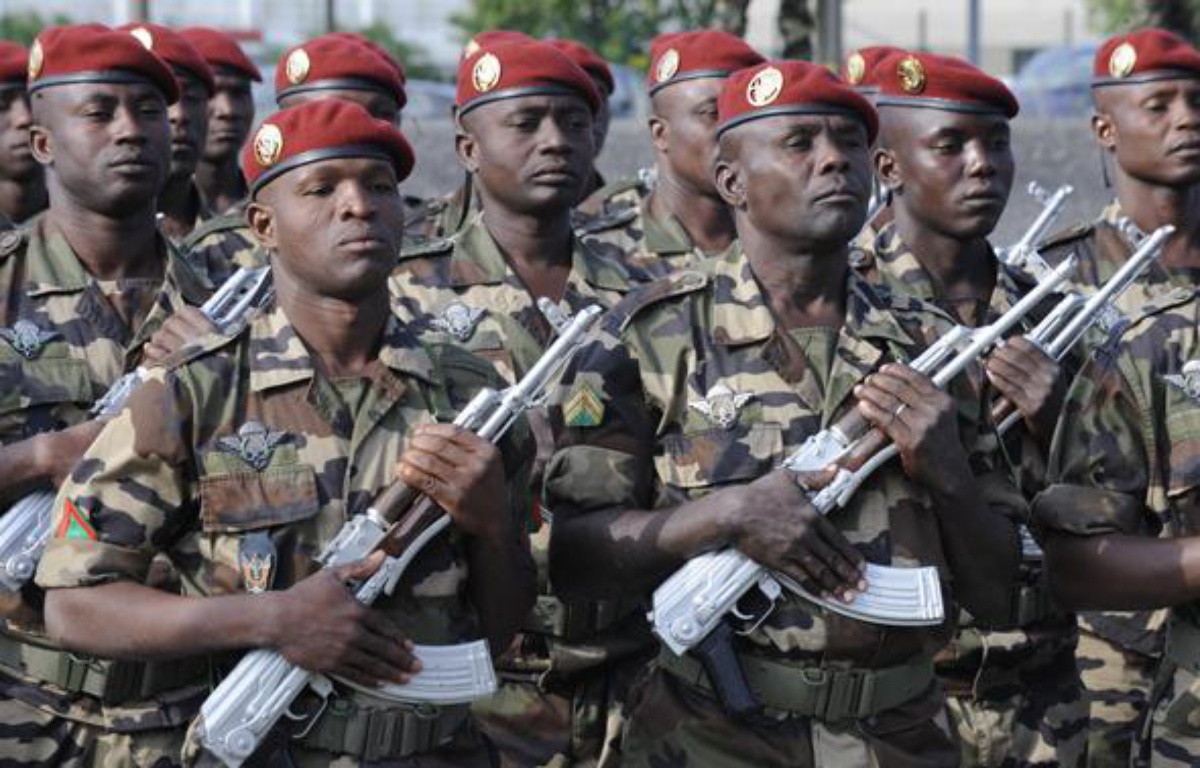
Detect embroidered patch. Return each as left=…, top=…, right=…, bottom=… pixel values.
left=688, top=384, right=754, bottom=429
left=564, top=383, right=605, bottom=428
left=0, top=320, right=59, bottom=360
left=238, top=531, right=277, bottom=594
left=431, top=302, right=486, bottom=342
left=216, top=422, right=288, bottom=470
left=1164, top=360, right=1200, bottom=403
left=57, top=498, right=97, bottom=541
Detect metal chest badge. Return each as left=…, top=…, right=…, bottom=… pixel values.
left=238, top=532, right=277, bottom=594
left=1164, top=361, right=1200, bottom=404
left=217, top=422, right=288, bottom=470
left=689, top=384, right=754, bottom=429
left=0, top=320, right=60, bottom=360
left=432, top=302, right=486, bottom=342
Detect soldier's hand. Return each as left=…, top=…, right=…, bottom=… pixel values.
left=142, top=307, right=216, bottom=364
left=855, top=364, right=970, bottom=493
left=985, top=338, right=1062, bottom=443
left=726, top=469, right=865, bottom=602
left=268, top=551, right=421, bottom=686
left=397, top=424, right=509, bottom=540
left=34, top=421, right=104, bottom=486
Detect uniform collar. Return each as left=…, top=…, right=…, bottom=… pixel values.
left=248, top=303, right=436, bottom=393
left=640, top=194, right=696, bottom=255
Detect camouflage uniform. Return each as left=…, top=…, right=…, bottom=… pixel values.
left=37, top=301, right=531, bottom=766
left=178, top=201, right=265, bottom=288
left=390, top=211, right=647, bottom=767
left=543, top=245, right=1027, bottom=767
left=855, top=222, right=1087, bottom=767
left=0, top=214, right=211, bottom=766
left=1038, top=200, right=1185, bottom=767
left=1032, top=284, right=1200, bottom=767
left=577, top=174, right=720, bottom=280
left=162, top=181, right=214, bottom=246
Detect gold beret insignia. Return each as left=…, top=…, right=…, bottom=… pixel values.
left=27, top=40, right=42, bottom=80
left=129, top=27, right=154, bottom=51
left=845, top=52, right=866, bottom=85
left=897, top=55, right=926, bottom=94
left=1109, top=42, right=1137, bottom=79
left=285, top=48, right=311, bottom=85
left=655, top=48, right=680, bottom=83
left=746, top=66, right=784, bottom=107
left=253, top=124, right=283, bottom=168
left=472, top=52, right=502, bottom=93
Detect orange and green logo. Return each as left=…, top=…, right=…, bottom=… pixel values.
left=57, top=498, right=98, bottom=541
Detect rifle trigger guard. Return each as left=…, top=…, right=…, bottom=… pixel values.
left=288, top=675, right=334, bottom=739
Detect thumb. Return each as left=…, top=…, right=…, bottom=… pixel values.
left=333, top=550, right=386, bottom=584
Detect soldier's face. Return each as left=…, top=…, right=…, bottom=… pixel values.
left=167, top=68, right=210, bottom=181
left=717, top=114, right=872, bottom=249
left=650, top=78, right=723, bottom=196
left=0, top=87, right=37, bottom=182
left=591, top=76, right=612, bottom=155
left=875, top=107, right=1013, bottom=240
left=202, top=67, right=254, bottom=164
left=279, top=88, right=402, bottom=127
left=250, top=157, right=403, bottom=300
left=30, top=81, right=170, bottom=216
left=457, top=94, right=595, bottom=215
left=1095, top=78, right=1200, bottom=187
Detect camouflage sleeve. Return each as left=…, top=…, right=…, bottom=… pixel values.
left=36, top=366, right=198, bottom=588
left=1033, top=344, right=1152, bottom=537
left=542, top=318, right=659, bottom=521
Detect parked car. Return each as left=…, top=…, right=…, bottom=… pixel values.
left=1010, top=43, right=1098, bottom=118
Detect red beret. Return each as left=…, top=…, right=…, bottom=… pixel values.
left=242, top=99, right=414, bottom=196
left=1093, top=28, right=1200, bottom=86
left=178, top=26, right=262, bottom=82
left=875, top=51, right=1018, bottom=118
left=276, top=34, right=406, bottom=109
left=843, top=45, right=906, bottom=91
left=647, top=30, right=764, bottom=95
left=461, top=31, right=532, bottom=61
left=326, top=32, right=406, bottom=84
left=545, top=39, right=614, bottom=95
left=717, top=60, right=878, bottom=143
left=456, top=39, right=601, bottom=116
left=28, top=24, right=180, bottom=104
left=0, top=41, right=27, bottom=87
left=118, top=24, right=215, bottom=96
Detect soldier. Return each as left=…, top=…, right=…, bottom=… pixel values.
left=179, top=26, right=262, bottom=216
left=0, top=23, right=211, bottom=764
left=857, top=50, right=1084, bottom=767
left=117, top=24, right=216, bottom=243
left=841, top=45, right=905, bottom=241
left=544, top=59, right=1024, bottom=767
left=545, top=38, right=615, bottom=201
left=36, top=97, right=536, bottom=767
left=0, top=41, right=46, bottom=226
left=578, top=31, right=764, bottom=279
left=391, top=38, right=645, bottom=767
left=183, top=32, right=406, bottom=288
left=1034, top=29, right=1200, bottom=766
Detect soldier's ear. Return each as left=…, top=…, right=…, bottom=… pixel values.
left=875, top=147, right=901, bottom=194
left=29, top=125, right=51, bottom=166
left=246, top=201, right=277, bottom=251
left=1092, top=111, right=1117, bottom=151
left=714, top=158, right=745, bottom=209
left=455, top=120, right=479, bottom=175
left=649, top=115, right=668, bottom=154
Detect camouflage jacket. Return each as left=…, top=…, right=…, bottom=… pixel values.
left=576, top=177, right=719, bottom=280
left=0, top=215, right=209, bottom=451
left=543, top=246, right=1026, bottom=669
left=390, top=211, right=646, bottom=385
left=854, top=222, right=1075, bottom=694
left=38, top=302, right=530, bottom=679
left=179, top=201, right=266, bottom=288
left=163, top=180, right=215, bottom=246
left=1034, top=285, right=1200, bottom=653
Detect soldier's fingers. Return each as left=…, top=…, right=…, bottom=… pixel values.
left=878, top=363, right=938, bottom=396
left=354, top=623, right=420, bottom=675
left=398, top=446, right=460, bottom=480
left=813, top=516, right=866, bottom=575
left=858, top=371, right=922, bottom=409
left=398, top=462, right=442, bottom=495
left=341, top=648, right=413, bottom=686
left=332, top=551, right=385, bottom=584
left=176, top=306, right=217, bottom=334
left=793, top=534, right=858, bottom=596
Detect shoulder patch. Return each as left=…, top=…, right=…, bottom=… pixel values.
left=399, top=236, right=455, bottom=260
left=0, top=227, right=26, bottom=259
left=1036, top=221, right=1094, bottom=253
left=608, top=270, right=708, bottom=334
left=157, top=323, right=247, bottom=372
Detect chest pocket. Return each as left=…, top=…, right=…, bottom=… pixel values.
left=654, top=421, right=783, bottom=493
left=1165, top=403, right=1200, bottom=534
left=0, top=343, right=94, bottom=422
left=199, top=464, right=321, bottom=533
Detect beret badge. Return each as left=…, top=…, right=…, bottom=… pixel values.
left=285, top=48, right=311, bottom=85
left=1109, top=42, right=1137, bottom=78
left=655, top=48, right=680, bottom=83
left=897, top=55, right=926, bottom=94
left=845, top=52, right=866, bottom=85
left=472, top=52, right=502, bottom=93
left=746, top=66, right=784, bottom=107
left=253, top=123, right=283, bottom=168
left=27, top=40, right=42, bottom=80
left=129, top=27, right=154, bottom=51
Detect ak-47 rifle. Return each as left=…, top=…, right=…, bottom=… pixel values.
left=648, top=255, right=1078, bottom=718
left=996, top=182, right=1074, bottom=280
left=0, top=266, right=274, bottom=592
left=194, top=301, right=602, bottom=768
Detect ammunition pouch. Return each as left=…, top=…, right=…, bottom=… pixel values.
left=299, top=698, right=469, bottom=760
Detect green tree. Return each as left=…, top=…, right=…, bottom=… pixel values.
left=352, top=21, right=444, bottom=81
left=1086, top=0, right=1200, bottom=42
left=0, top=12, right=70, bottom=46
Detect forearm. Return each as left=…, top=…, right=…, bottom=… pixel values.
left=466, top=529, right=536, bottom=655
left=0, top=435, right=51, bottom=498
left=1045, top=532, right=1200, bottom=611
left=929, top=467, right=1021, bottom=625
left=44, top=581, right=277, bottom=660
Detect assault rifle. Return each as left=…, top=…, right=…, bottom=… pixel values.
left=648, top=256, right=1077, bottom=718
left=194, top=301, right=602, bottom=768
left=996, top=182, right=1073, bottom=280
left=0, top=267, right=274, bottom=592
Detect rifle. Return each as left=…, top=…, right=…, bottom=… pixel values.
left=0, top=267, right=274, bottom=592
left=648, top=256, right=1077, bottom=718
left=996, top=182, right=1073, bottom=280
left=194, top=301, right=602, bottom=768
